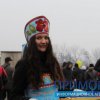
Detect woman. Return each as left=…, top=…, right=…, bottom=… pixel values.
left=11, top=16, right=64, bottom=100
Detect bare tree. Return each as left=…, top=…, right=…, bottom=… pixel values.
left=53, top=44, right=92, bottom=67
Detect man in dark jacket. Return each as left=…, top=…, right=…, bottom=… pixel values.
left=94, top=59, right=100, bottom=80
left=2, top=57, right=13, bottom=100
left=94, top=59, right=100, bottom=72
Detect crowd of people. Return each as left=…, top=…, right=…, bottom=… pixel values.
left=62, top=60, right=100, bottom=91
left=0, top=15, right=100, bottom=100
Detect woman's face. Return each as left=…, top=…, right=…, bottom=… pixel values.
left=35, top=33, right=49, bottom=52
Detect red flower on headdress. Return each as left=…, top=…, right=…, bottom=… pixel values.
left=43, top=20, right=49, bottom=32
left=36, top=19, right=48, bottom=32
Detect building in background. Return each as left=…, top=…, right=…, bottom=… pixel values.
left=0, top=51, right=22, bottom=68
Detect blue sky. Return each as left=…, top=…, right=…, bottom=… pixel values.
left=0, top=0, right=100, bottom=52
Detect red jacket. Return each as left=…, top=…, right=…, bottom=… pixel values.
left=0, top=66, right=7, bottom=90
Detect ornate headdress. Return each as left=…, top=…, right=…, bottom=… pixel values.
left=24, top=16, right=50, bottom=42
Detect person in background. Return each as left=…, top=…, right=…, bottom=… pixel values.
left=11, top=16, right=64, bottom=100
left=0, top=65, right=7, bottom=100
left=2, top=57, right=13, bottom=100
left=85, top=64, right=97, bottom=91
left=62, top=62, right=67, bottom=69
left=85, top=64, right=97, bottom=81
left=73, top=63, right=82, bottom=81
left=62, top=61, right=73, bottom=91
left=63, top=61, right=73, bottom=81
left=94, top=59, right=100, bottom=80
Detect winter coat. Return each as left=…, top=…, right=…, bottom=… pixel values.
left=11, top=60, right=64, bottom=100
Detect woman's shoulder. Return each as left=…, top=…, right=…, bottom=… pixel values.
left=15, top=59, right=28, bottom=71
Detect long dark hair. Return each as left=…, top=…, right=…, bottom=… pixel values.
left=22, top=36, right=64, bottom=89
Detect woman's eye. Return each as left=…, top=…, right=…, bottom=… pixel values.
left=45, top=36, right=49, bottom=40
left=36, top=36, right=42, bottom=39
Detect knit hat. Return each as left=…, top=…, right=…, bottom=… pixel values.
left=24, top=16, right=50, bottom=42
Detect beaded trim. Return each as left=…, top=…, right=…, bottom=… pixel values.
left=39, top=83, right=54, bottom=89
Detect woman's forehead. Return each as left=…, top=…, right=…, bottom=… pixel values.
left=36, top=33, right=49, bottom=37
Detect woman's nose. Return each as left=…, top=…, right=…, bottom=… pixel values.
left=41, top=38, right=46, bottom=43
